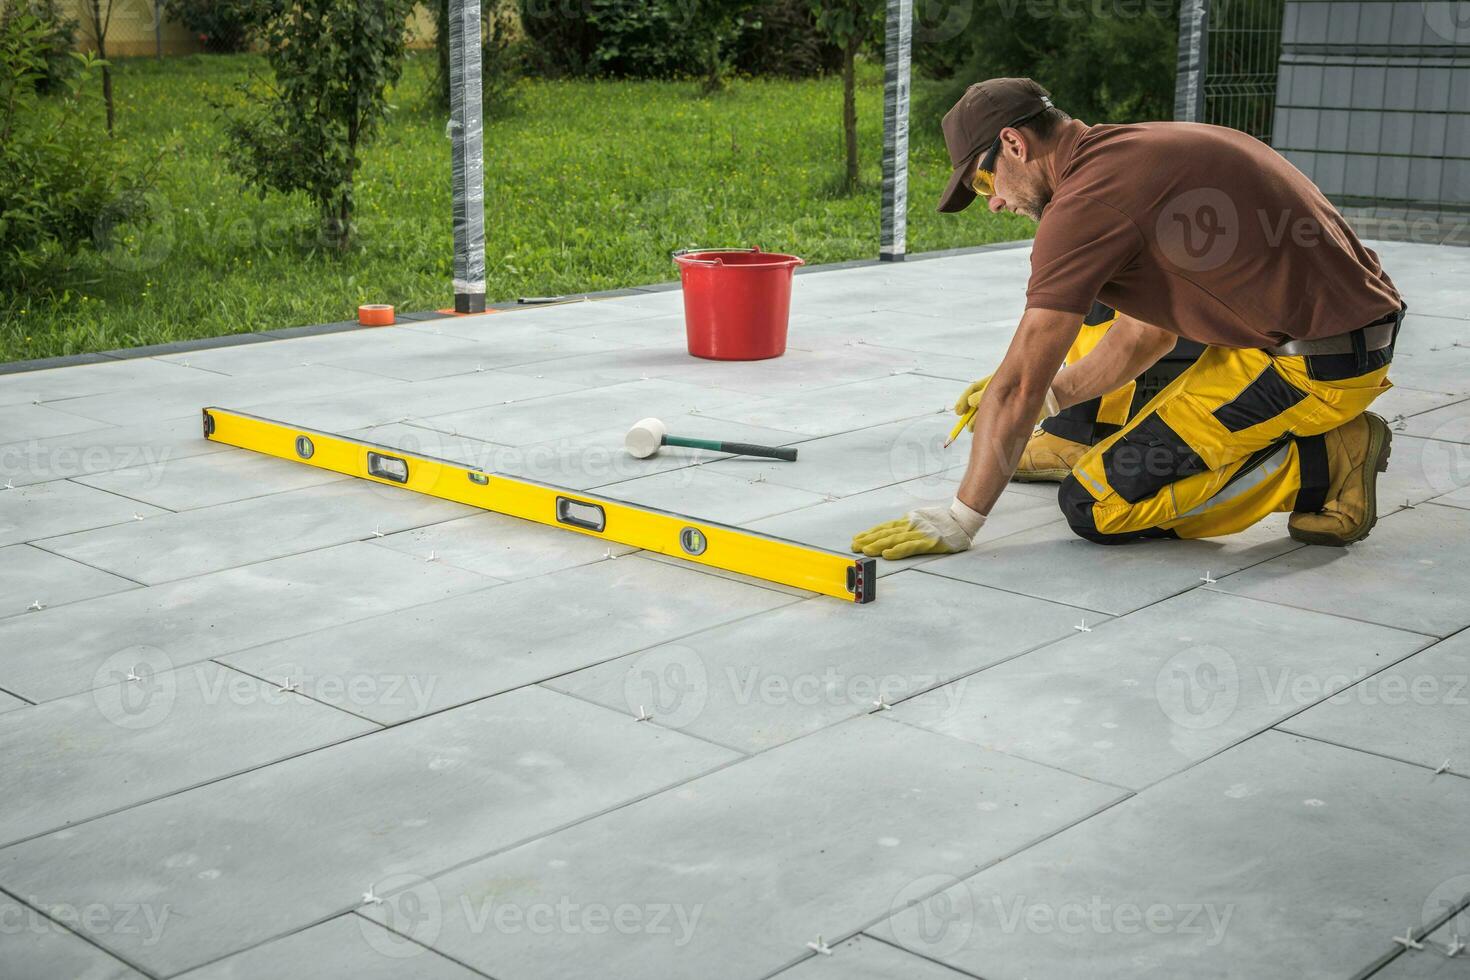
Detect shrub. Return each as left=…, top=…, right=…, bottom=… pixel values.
left=517, top=0, right=757, bottom=82
left=733, top=0, right=841, bottom=78
left=162, top=0, right=262, bottom=53
left=0, top=2, right=153, bottom=285
left=224, top=0, right=417, bottom=252
left=0, top=0, right=78, bottom=93
left=916, top=0, right=1178, bottom=130
left=430, top=0, right=522, bottom=117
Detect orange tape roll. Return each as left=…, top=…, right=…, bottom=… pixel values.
left=358, top=304, right=395, bottom=327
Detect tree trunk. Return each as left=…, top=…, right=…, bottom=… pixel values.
left=90, top=0, right=114, bottom=135
left=842, top=37, right=858, bottom=191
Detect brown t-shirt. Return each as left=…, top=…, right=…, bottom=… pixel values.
left=1026, top=120, right=1401, bottom=348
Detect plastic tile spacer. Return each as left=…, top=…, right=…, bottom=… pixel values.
left=634, top=705, right=652, bottom=722
left=1392, top=928, right=1424, bottom=950
left=806, top=936, right=834, bottom=956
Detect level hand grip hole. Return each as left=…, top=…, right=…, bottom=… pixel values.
left=556, top=497, right=606, bottom=532
left=367, top=452, right=410, bottom=483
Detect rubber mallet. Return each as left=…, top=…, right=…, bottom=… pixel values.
left=625, top=417, right=797, bottom=462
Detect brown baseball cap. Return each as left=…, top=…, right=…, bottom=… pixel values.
left=937, top=77, right=1055, bottom=213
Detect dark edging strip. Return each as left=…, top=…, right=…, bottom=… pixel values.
left=0, top=239, right=1031, bottom=376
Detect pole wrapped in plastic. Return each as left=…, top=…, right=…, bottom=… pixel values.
left=879, top=0, right=912, bottom=261
left=1174, top=0, right=1210, bottom=122
left=448, top=0, right=487, bottom=312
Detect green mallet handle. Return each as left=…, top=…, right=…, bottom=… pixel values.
left=663, top=435, right=798, bottom=462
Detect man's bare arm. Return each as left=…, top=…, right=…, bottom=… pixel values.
left=957, top=307, right=1083, bottom=516
left=1051, top=313, right=1177, bottom=410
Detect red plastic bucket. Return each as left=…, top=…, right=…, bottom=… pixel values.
left=673, top=246, right=804, bottom=360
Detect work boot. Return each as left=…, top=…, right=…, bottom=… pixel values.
left=1014, top=429, right=1089, bottom=482
left=1288, top=412, right=1392, bottom=547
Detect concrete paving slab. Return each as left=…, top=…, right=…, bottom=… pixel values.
left=1213, top=503, right=1470, bottom=636
left=0, top=689, right=28, bottom=714
left=922, top=513, right=1302, bottom=617
left=404, top=301, right=657, bottom=341
left=0, top=403, right=117, bottom=442
left=772, top=934, right=976, bottom=979
left=594, top=467, right=828, bottom=525
left=0, top=480, right=167, bottom=548
left=1280, top=629, right=1470, bottom=773
left=0, top=686, right=737, bottom=976
left=0, top=544, right=137, bottom=619
left=0, top=417, right=226, bottom=490
left=0, top=661, right=373, bottom=847
left=73, top=446, right=348, bottom=511
left=494, top=345, right=706, bottom=388
left=43, top=365, right=386, bottom=426
left=37, top=480, right=475, bottom=585
left=748, top=478, right=1064, bottom=579
left=701, top=413, right=957, bottom=499
left=370, top=511, right=638, bottom=580
left=416, top=379, right=750, bottom=447
left=239, top=369, right=585, bottom=433
left=699, top=374, right=959, bottom=438
left=0, top=542, right=494, bottom=702
left=360, top=717, right=1123, bottom=980
left=653, top=345, right=927, bottom=397
left=221, top=555, right=795, bottom=725
left=324, top=328, right=632, bottom=380
left=0, top=356, right=209, bottom=407
left=174, top=914, right=485, bottom=980
left=875, top=731, right=1470, bottom=979
left=0, top=895, right=146, bottom=980
left=549, top=311, right=691, bottom=348
left=1374, top=386, right=1469, bottom=419
left=888, top=590, right=1429, bottom=789
left=153, top=327, right=487, bottom=377
left=1388, top=344, right=1470, bottom=397
left=1400, top=392, right=1470, bottom=444
left=546, top=569, right=1098, bottom=753
left=1378, top=433, right=1470, bottom=513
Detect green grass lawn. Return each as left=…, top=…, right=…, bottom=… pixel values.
left=1, top=54, right=1034, bottom=364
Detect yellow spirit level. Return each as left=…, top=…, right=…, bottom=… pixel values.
left=202, top=408, right=876, bottom=603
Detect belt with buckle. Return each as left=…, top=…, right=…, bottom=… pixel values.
left=1267, top=317, right=1398, bottom=357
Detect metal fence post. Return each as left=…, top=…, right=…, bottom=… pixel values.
left=1174, top=0, right=1210, bottom=122
left=448, top=0, right=487, bottom=313
left=880, top=0, right=912, bottom=261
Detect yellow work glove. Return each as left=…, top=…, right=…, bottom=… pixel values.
left=953, top=373, right=1061, bottom=431
left=851, top=500, right=987, bottom=560
left=953, top=374, right=995, bottom=432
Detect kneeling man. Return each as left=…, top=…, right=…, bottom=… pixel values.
left=854, top=77, right=1402, bottom=560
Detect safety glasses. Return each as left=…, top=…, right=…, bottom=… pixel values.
left=969, top=106, right=1050, bottom=200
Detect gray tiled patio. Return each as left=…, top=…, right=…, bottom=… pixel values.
left=2, top=239, right=1468, bottom=979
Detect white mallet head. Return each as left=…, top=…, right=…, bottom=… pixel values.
left=625, top=417, right=668, bottom=459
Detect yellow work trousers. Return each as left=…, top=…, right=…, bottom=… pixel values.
left=1059, top=343, right=1394, bottom=542
left=1065, top=310, right=1136, bottom=431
